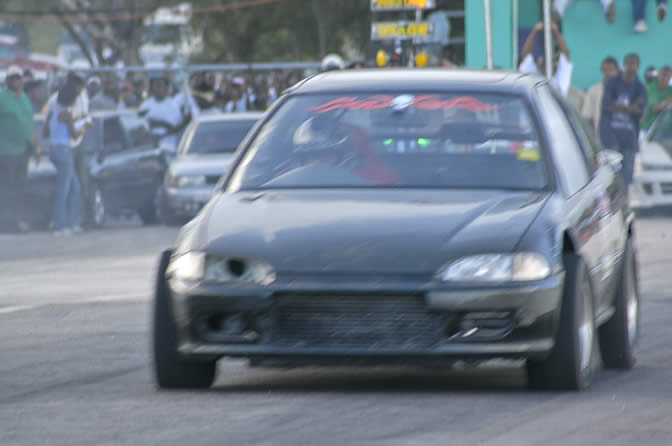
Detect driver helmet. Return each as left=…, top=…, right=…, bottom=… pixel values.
left=321, top=54, right=345, bottom=72
left=293, top=113, right=351, bottom=164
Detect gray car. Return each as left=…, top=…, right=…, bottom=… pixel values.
left=159, top=112, right=263, bottom=225
left=152, top=69, right=638, bottom=392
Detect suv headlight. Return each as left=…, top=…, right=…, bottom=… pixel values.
left=439, top=253, right=551, bottom=283
left=167, top=251, right=276, bottom=285
left=171, top=175, right=206, bottom=188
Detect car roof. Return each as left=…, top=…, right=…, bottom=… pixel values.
left=291, top=68, right=545, bottom=95
left=195, top=112, right=264, bottom=123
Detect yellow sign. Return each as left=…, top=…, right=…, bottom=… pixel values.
left=371, top=22, right=433, bottom=40
left=376, top=50, right=388, bottom=67
left=516, top=148, right=541, bottom=161
left=371, top=0, right=435, bottom=10
left=415, top=51, right=428, bottom=67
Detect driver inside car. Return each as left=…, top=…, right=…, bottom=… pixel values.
left=273, top=112, right=400, bottom=185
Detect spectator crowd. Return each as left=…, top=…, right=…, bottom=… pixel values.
left=518, top=10, right=672, bottom=196
left=0, top=64, right=326, bottom=235
left=3, top=2, right=672, bottom=235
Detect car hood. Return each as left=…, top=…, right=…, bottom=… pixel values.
left=170, top=154, right=235, bottom=177
left=194, top=189, right=550, bottom=275
left=640, top=140, right=672, bottom=167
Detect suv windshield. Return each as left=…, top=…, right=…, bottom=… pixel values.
left=228, top=93, right=547, bottom=191
left=185, top=119, right=257, bottom=155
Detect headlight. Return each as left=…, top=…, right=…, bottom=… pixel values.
left=167, top=251, right=205, bottom=281
left=439, top=253, right=551, bottom=283
left=167, top=251, right=276, bottom=285
left=171, top=175, right=206, bottom=188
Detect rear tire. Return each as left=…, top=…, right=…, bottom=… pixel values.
left=152, top=249, right=216, bottom=390
left=527, top=253, right=597, bottom=391
left=599, top=238, right=639, bottom=369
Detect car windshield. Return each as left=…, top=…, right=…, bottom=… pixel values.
left=186, top=119, right=257, bottom=155
left=228, top=92, right=547, bottom=191
left=649, top=109, right=672, bottom=155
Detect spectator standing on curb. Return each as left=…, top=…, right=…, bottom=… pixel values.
left=601, top=53, right=647, bottom=188
left=90, top=75, right=118, bottom=111
left=582, top=56, right=620, bottom=142
left=642, top=66, right=672, bottom=132
left=0, top=65, right=40, bottom=233
left=46, top=80, right=91, bottom=237
left=645, top=66, right=658, bottom=86
left=138, top=76, right=189, bottom=154
left=518, top=21, right=574, bottom=98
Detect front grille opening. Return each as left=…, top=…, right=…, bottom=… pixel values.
left=228, top=259, right=246, bottom=277
left=458, top=312, right=515, bottom=339
left=271, top=295, right=446, bottom=349
left=195, top=311, right=260, bottom=343
left=643, top=183, right=654, bottom=195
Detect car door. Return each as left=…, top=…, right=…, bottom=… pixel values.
left=535, top=85, right=611, bottom=306
left=118, top=113, right=165, bottom=205
left=98, top=115, right=143, bottom=213
left=560, top=99, right=629, bottom=309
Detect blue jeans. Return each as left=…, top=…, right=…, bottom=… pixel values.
left=49, top=144, right=81, bottom=230
left=633, top=0, right=667, bottom=21
left=603, top=128, right=638, bottom=184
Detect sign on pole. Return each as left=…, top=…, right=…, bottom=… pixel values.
left=371, top=21, right=434, bottom=41
left=370, top=0, right=436, bottom=11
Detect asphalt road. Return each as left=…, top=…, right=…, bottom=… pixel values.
left=1, top=218, right=672, bottom=446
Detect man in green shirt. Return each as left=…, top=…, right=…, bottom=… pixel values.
left=642, top=66, right=672, bottom=132
left=0, top=65, right=40, bottom=233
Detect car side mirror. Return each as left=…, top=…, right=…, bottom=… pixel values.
left=599, top=150, right=623, bottom=172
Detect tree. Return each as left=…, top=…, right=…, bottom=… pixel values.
left=190, top=0, right=370, bottom=63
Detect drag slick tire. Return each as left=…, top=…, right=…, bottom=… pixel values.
left=526, top=252, right=597, bottom=391
left=599, top=238, right=639, bottom=369
left=152, top=249, right=216, bottom=390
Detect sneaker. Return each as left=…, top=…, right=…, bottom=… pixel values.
left=71, top=225, right=84, bottom=234
left=53, top=229, right=73, bottom=237
left=634, top=19, right=648, bottom=32
left=605, top=2, right=616, bottom=24
left=659, top=4, right=667, bottom=21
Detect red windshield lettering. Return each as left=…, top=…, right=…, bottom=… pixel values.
left=309, top=96, right=500, bottom=113
left=309, top=97, right=360, bottom=113
left=354, top=95, right=395, bottom=110
left=413, top=95, right=445, bottom=110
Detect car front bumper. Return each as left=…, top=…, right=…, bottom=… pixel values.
left=164, top=186, right=215, bottom=217
left=168, top=274, right=564, bottom=363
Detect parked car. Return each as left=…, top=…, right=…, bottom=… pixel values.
left=159, top=112, right=263, bottom=225
left=27, top=110, right=169, bottom=229
left=632, top=108, right=672, bottom=209
left=151, top=69, right=638, bottom=391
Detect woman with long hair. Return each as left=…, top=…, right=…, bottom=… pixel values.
left=46, top=76, right=90, bottom=236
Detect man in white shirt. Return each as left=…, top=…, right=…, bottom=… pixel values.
left=518, top=21, right=574, bottom=98
left=138, top=76, right=189, bottom=153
